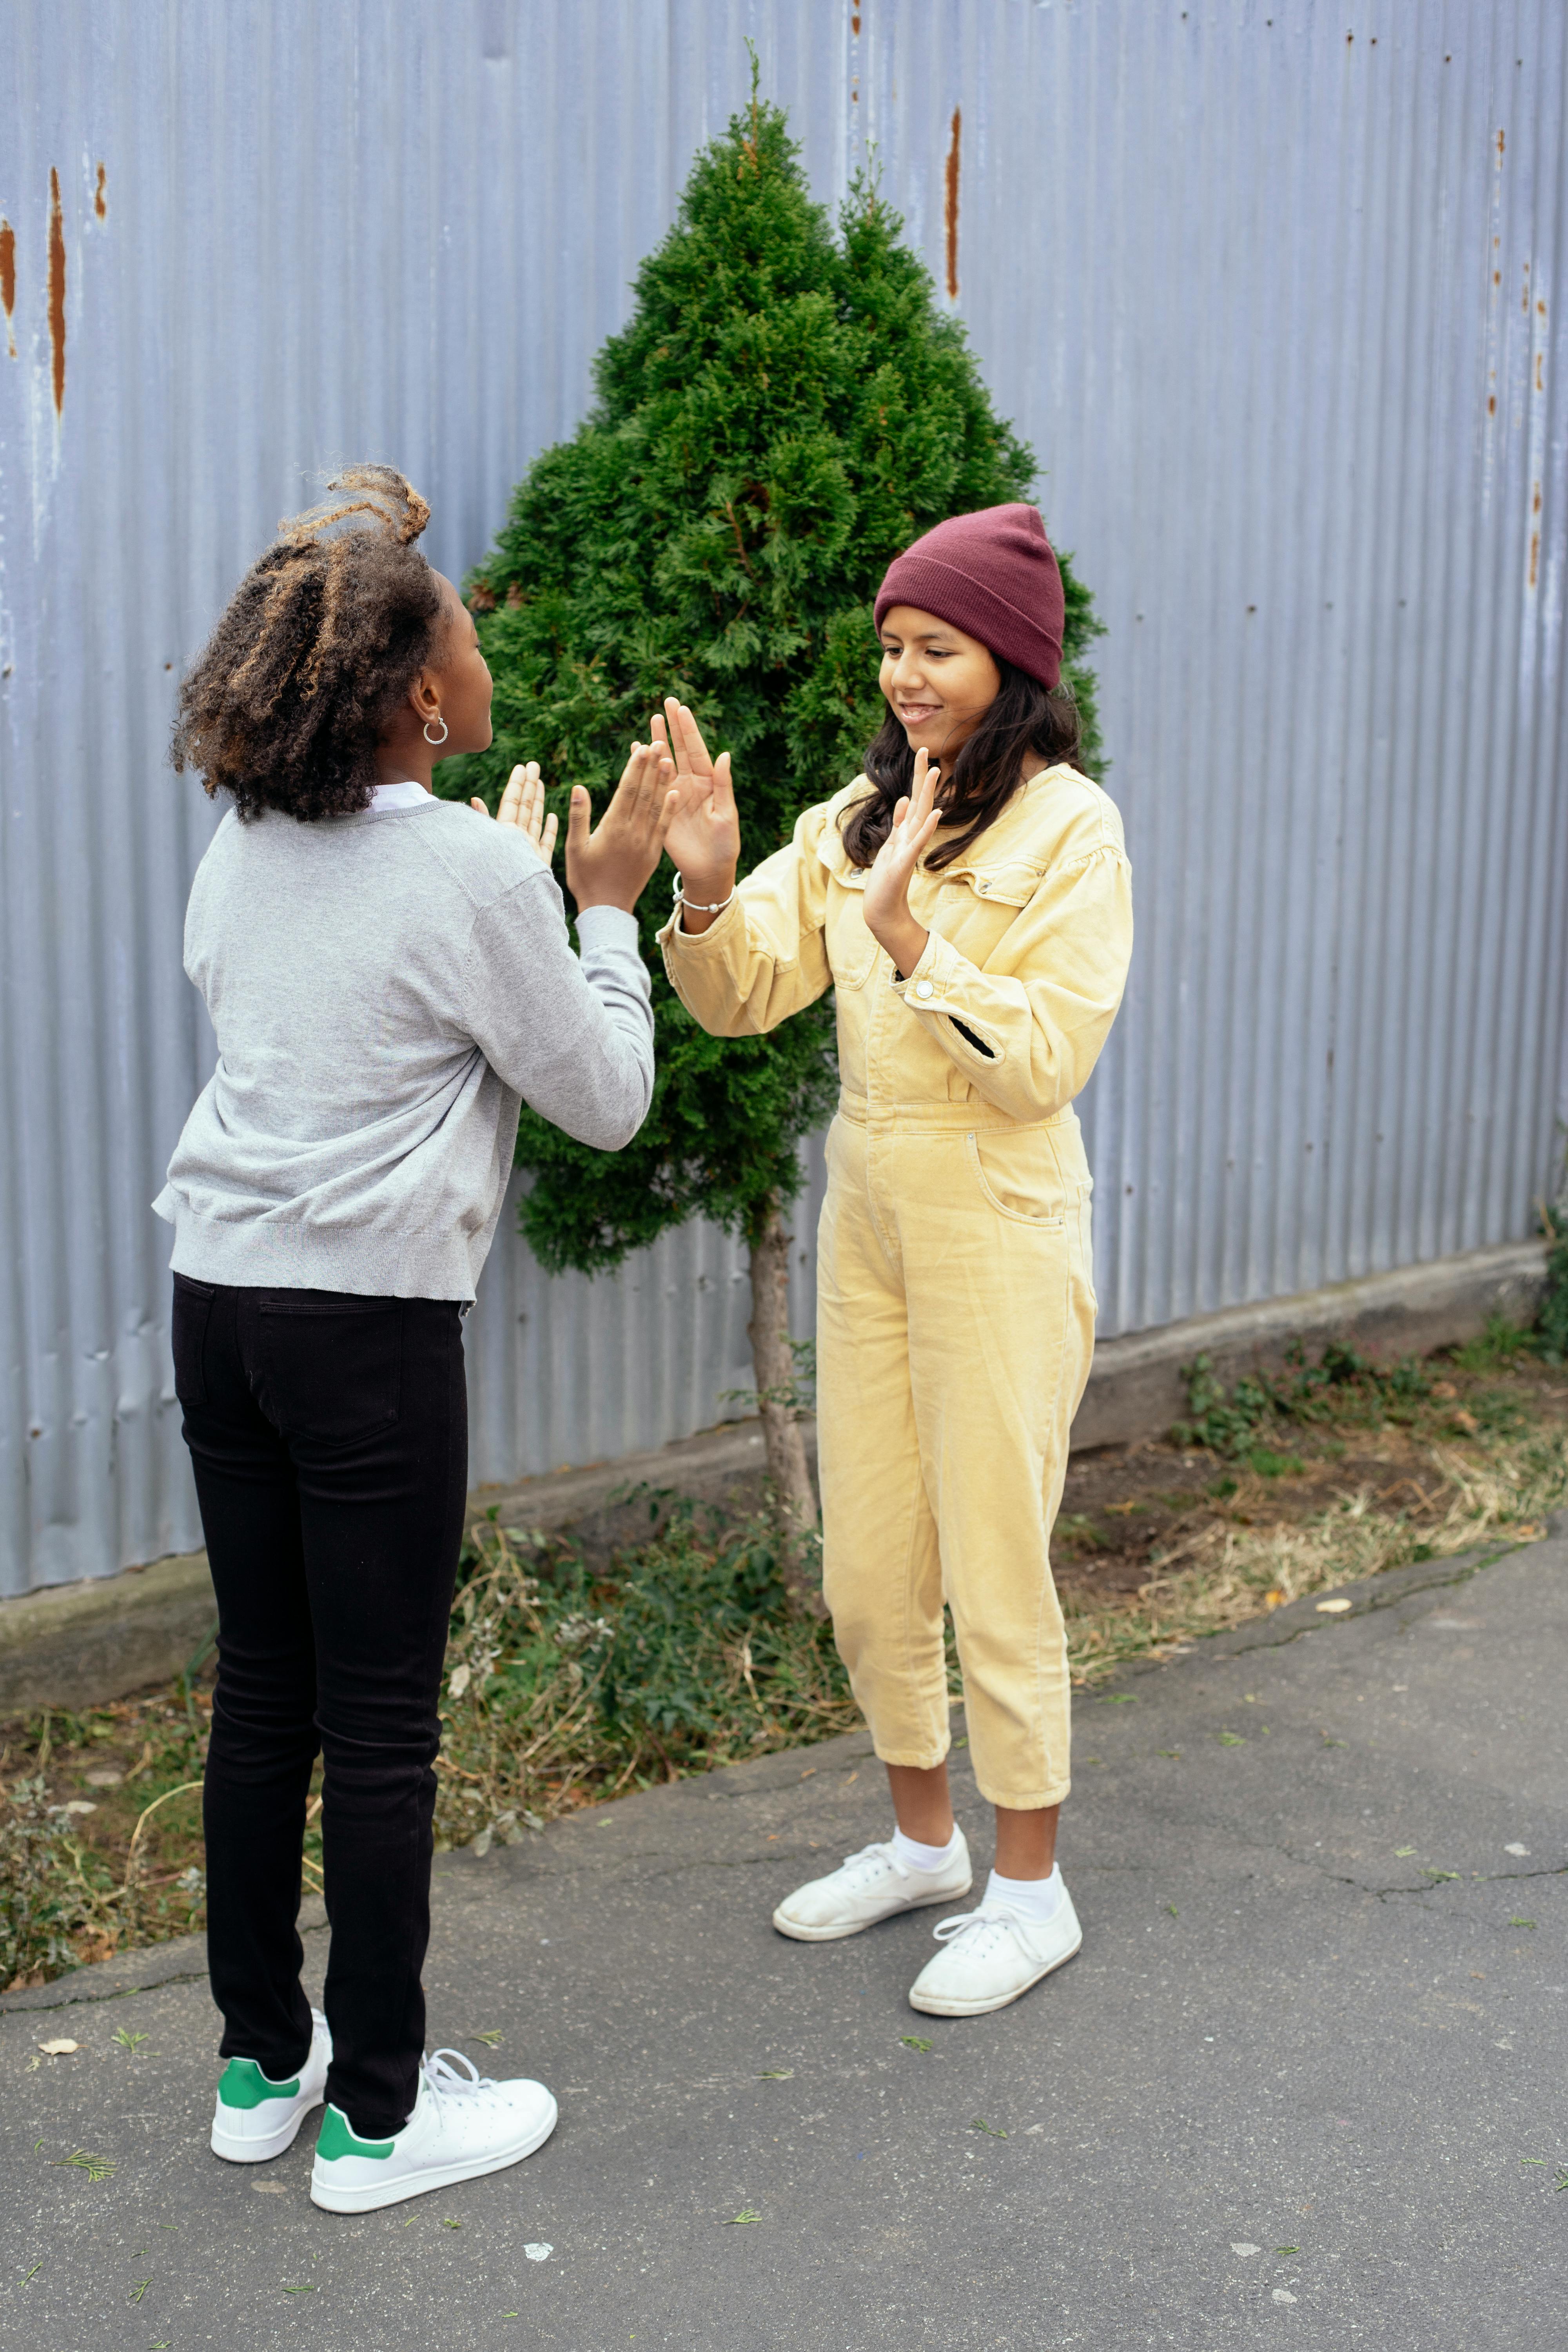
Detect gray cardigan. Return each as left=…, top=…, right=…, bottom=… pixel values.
left=154, top=790, right=655, bottom=1299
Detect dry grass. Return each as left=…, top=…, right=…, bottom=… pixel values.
left=1064, top=1426, right=1566, bottom=1682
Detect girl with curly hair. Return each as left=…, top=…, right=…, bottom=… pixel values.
left=160, top=467, right=672, bottom=2211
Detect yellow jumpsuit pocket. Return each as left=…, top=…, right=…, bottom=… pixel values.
left=964, top=1129, right=1068, bottom=1227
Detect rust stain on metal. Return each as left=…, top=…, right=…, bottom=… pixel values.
left=1488, top=394, right=1497, bottom=416
left=1496, top=129, right=1506, bottom=160
left=47, top=166, right=66, bottom=416
left=1538, top=354, right=1545, bottom=393
left=0, top=219, right=15, bottom=358
left=94, top=163, right=107, bottom=220
left=1534, top=484, right=1542, bottom=515
left=944, top=106, right=961, bottom=300
left=852, top=9, right=861, bottom=30
left=1529, top=533, right=1539, bottom=590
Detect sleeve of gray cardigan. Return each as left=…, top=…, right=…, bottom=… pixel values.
left=458, top=870, right=655, bottom=1150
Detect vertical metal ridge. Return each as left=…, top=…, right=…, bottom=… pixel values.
left=3, top=0, right=1564, bottom=1589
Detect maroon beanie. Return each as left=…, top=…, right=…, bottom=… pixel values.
left=874, top=503, right=1065, bottom=690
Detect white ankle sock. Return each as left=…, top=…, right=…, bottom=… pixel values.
left=891, top=1825, right=962, bottom=1873
left=985, top=1863, right=1063, bottom=1922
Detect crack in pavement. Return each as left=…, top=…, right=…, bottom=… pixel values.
left=0, top=1965, right=209, bottom=2016
left=1153, top=1541, right=1524, bottom=1667
left=1368, top=1861, right=1567, bottom=1900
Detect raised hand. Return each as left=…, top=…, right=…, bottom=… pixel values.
left=564, top=740, right=676, bottom=913
left=861, top=746, right=942, bottom=976
left=655, top=699, right=740, bottom=931
left=473, top=760, right=557, bottom=864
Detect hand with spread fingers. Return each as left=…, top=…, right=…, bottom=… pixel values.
left=473, top=761, right=558, bottom=864
left=656, top=699, right=741, bottom=934
left=860, top=745, right=942, bottom=978
left=563, top=739, right=677, bottom=913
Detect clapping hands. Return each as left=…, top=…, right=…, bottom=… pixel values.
left=473, top=738, right=676, bottom=913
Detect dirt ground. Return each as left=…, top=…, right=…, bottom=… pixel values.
left=1053, top=1345, right=1568, bottom=1604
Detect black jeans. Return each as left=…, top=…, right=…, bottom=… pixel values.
left=172, top=1275, right=467, bottom=2138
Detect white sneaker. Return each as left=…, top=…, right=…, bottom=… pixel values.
left=210, top=2008, right=331, bottom=2163
left=309, top=2048, right=557, bottom=2214
left=907, top=1887, right=1083, bottom=2016
left=772, top=1833, right=973, bottom=1942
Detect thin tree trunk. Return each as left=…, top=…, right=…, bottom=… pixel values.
left=746, top=1194, right=824, bottom=1615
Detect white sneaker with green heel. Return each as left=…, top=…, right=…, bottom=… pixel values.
left=310, top=2049, right=557, bottom=2214
left=210, top=2008, right=331, bottom=2163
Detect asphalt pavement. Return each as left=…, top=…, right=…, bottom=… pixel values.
left=3, top=1532, right=1565, bottom=2351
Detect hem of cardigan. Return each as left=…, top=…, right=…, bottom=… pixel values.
left=160, top=1205, right=482, bottom=1302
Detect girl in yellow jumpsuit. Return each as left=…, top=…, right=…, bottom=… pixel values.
left=658, top=505, right=1133, bottom=2015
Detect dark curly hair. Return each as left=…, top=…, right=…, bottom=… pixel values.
left=840, top=660, right=1082, bottom=871
left=171, top=465, right=444, bottom=822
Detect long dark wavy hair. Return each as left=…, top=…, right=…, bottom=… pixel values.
left=171, top=465, right=443, bottom=823
left=840, top=659, right=1082, bottom=871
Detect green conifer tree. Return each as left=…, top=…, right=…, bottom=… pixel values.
left=444, top=79, right=1103, bottom=1571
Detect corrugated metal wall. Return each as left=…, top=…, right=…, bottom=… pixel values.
left=3, top=1, right=1565, bottom=1593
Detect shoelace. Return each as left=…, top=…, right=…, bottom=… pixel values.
left=931, top=1902, right=1020, bottom=1945
left=837, top=1840, right=911, bottom=1884
left=421, top=2048, right=497, bottom=2107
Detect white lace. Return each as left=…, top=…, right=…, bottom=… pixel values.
left=931, top=1902, right=1016, bottom=1944
left=835, top=1841, right=910, bottom=1885
left=421, top=2048, right=497, bottom=2105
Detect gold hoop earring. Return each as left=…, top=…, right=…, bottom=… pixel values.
left=423, top=715, right=449, bottom=746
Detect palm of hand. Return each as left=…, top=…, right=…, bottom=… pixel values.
left=657, top=699, right=739, bottom=886
left=863, top=824, right=923, bottom=928
left=861, top=750, right=943, bottom=935
left=664, top=778, right=737, bottom=875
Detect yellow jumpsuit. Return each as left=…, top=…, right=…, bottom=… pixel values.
left=659, top=764, right=1133, bottom=1810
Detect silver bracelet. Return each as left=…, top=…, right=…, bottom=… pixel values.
left=672, top=871, right=736, bottom=915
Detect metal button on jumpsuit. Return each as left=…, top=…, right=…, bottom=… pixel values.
left=659, top=764, right=1133, bottom=1810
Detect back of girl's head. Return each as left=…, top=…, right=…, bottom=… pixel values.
left=171, top=465, right=443, bottom=822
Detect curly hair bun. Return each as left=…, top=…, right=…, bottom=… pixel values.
left=279, top=463, right=432, bottom=550
left=172, top=465, right=444, bottom=823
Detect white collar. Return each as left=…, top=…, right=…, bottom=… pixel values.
left=367, top=779, right=432, bottom=812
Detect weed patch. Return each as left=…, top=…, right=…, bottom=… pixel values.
left=1536, top=1221, right=1568, bottom=1363
left=1172, top=1340, right=1439, bottom=1458
left=430, top=1506, right=862, bottom=1853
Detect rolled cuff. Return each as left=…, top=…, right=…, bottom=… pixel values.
left=573, top=904, right=640, bottom=955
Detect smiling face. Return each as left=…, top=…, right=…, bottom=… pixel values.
left=877, top=604, right=1002, bottom=767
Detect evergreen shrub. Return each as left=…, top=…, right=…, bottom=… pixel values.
left=443, top=79, right=1103, bottom=1548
